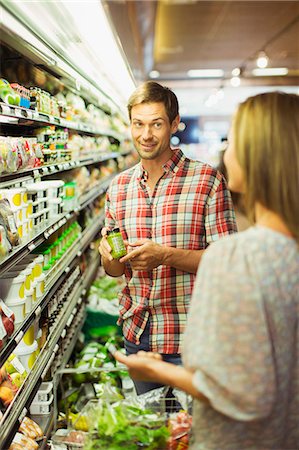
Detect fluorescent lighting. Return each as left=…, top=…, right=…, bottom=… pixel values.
left=187, top=69, right=224, bottom=78
left=2, top=7, right=58, bottom=66
left=232, top=67, right=241, bottom=77
left=230, top=76, right=241, bottom=87
left=252, top=68, right=289, bottom=76
left=149, top=70, right=160, bottom=79
left=256, top=52, right=269, bottom=69
left=3, top=2, right=136, bottom=113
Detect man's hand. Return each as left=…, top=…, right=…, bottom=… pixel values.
left=98, top=227, right=113, bottom=261
left=98, top=227, right=125, bottom=277
left=119, top=239, right=166, bottom=271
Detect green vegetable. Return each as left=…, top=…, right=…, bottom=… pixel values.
left=82, top=402, right=169, bottom=450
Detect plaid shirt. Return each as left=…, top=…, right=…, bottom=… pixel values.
left=105, top=149, right=237, bottom=353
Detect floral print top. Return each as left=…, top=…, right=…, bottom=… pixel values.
left=183, top=226, right=299, bottom=450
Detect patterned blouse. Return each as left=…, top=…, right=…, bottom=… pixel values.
left=105, top=148, right=237, bottom=354
left=183, top=226, right=299, bottom=449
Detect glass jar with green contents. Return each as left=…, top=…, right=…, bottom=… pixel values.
left=106, top=228, right=127, bottom=259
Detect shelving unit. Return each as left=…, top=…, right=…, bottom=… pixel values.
left=0, top=64, right=133, bottom=450
left=0, top=6, right=135, bottom=445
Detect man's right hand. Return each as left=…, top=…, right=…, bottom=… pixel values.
left=98, top=227, right=113, bottom=261
left=98, top=227, right=126, bottom=277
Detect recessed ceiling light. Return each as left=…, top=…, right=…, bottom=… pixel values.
left=149, top=70, right=160, bottom=79
left=187, top=69, right=224, bottom=78
left=252, top=68, right=288, bottom=76
left=231, top=67, right=241, bottom=77
left=256, top=51, right=269, bottom=69
left=230, top=76, right=241, bottom=87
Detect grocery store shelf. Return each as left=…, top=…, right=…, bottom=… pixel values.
left=0, top=175, right=113, bottom=274
left=0, top=151, right=121, bottom=185
left=80, top=213, right=105, bottom=252
left=0, top=214, right=69, bottom=275
left=0, top=102, right=123, bottom=140
left=78, top=174, right=115, bottom=211
left=0, top=240, right=81, bottom=366
left=0, top=282, right=84, bottom=449
left=0, top=210, right=103, bottom=366
left=82, top=253, right=100, bottom=292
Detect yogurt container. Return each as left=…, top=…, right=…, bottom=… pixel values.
left=0, top=273, right=26, bottom=301
left=0, top=188, right=26, bottom=210
left=22, top=324, right=35, bottom=346
left=14, top=340, right=38, bottom=372
left=5, top=298, right=26, bottom=323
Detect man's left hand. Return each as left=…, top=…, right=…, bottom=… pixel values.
left=119, top=239, right=166, bottom=271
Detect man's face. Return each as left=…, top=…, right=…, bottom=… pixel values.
left=130, top=102, right=179, bottom=161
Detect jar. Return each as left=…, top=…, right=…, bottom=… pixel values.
left=106, top=228, right=126, bottom=259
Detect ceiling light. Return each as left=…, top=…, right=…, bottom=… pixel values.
left=3, top=2, right=135, bottom=114
left=231, top=67, right=241, bottom=77
left=230, top=76, right=241, bottom=87
left=187, top=69, right=224, bottom=78
left=252, top=68, right=288, bottom=76
left=149, top=70, right=160, bottom=79
left=256, top=51, right=269, bottom=68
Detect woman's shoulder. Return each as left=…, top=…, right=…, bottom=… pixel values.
left=203, top=226, right=298, bottom=270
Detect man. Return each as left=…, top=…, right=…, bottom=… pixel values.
left=99, top=81, right=237, bottom=394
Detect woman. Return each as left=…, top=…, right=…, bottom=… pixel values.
left=115, top=92, right=299, bottom=450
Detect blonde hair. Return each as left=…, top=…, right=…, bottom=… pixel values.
left=233, top=91, right=299, bottom=242
left=127, top=81, right=179, bottom=124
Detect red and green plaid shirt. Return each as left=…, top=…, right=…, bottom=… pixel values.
left=105, top=149, right=237, bottom=353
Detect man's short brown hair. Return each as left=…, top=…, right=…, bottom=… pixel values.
left=127, top=81, right=179, bottom=124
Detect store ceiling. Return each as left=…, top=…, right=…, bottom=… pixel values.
left=105, top=0, right=299, bottom=116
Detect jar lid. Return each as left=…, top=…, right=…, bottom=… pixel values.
left=107, top=228, right=120, bottom=235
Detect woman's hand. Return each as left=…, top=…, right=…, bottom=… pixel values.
left=114, top=350, right=165, bottom=382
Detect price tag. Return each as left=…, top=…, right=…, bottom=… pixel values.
left=64, top=266, right=70, bottom=273
left=33, top=169, right=39, bottom=178
left=33, top=111, right=40, bottom=120
left=61, top=329, right=66, bottom=338
left=35, top=306, right=42, bottom=317
left=54, top=344, right=59, bottom=353
left=15, top=108, right=23, bottom=118
left=50, top=166, right=56, bottom=173
left=42, top=167, right=49, bottom=175
left=19, top=407, right=28, bottom=422
left=28, top=242, right=36, bottom=251
left=15, top=330, right=24, bottom=344
left=1, top=104, right=11, bottom=115
left=66, top=315, right=74, bottom=327
left=26, top=110, right=33, bottom=119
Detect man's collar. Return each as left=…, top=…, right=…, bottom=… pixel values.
left=137, top=148, right=185, bottom=181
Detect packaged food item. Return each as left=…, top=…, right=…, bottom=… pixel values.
left=0, top=199, right=20, bottom=246
left=0, top=79, right=20, bottom=105
left=0, top=225, right=11, bottom=257
left=9, top=432, right=38, bottom=450
left=106, top=228, right=126, bottom=259
left=19, top=416, right=43, bottom=439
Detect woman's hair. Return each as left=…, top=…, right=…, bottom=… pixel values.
left=127, top=81, right=179, bottom=123
left=233, top=91, right=299, bottom=242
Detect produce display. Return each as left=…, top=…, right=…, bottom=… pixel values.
left=83, top=400, right=170, bottom=450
